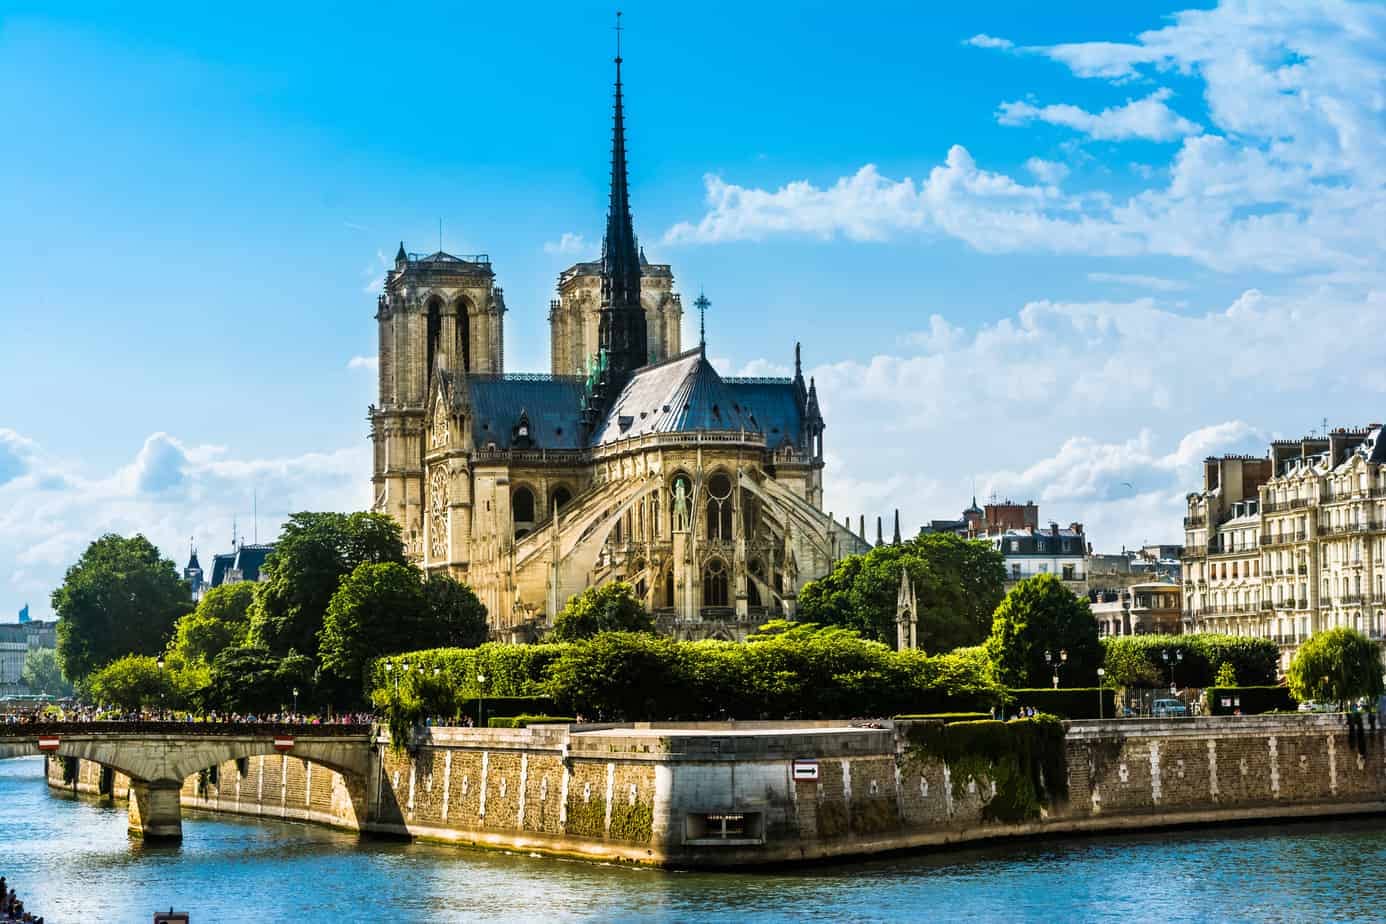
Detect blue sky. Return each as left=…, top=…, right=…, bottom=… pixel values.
left=4, top=1, right=1386, bottom=619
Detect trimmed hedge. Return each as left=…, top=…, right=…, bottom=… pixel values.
left=894, top=712, right=991, bottom=723
left=1102, top=634, right=1278, bottom=688
left=370, top=626, right=1003, bottom=723
left=459, top=696, right=557, bottom=719
left=1205, top=685, right=1296, bottom=716
left=487, top=715, right=577, bottom=728
left=1007, top=688, right=1116, bottom=720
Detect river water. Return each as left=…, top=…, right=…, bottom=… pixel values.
left=6, top=757, right=1386, bottom=922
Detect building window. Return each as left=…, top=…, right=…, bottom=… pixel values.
left=702, top=558, right=729, bottom=608
left=705, top=472, right=734, bottom=542
left=512, top=486, right=535, bottom=538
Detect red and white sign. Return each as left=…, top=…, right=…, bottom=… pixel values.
left=37, top=737, right=60, bottom=752
left=792, top=759, right=819, bottom=781
left=273, top=736, right=294, bottom=752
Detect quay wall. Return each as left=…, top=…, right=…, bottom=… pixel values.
left=44, top=715, right=1386, bottom=867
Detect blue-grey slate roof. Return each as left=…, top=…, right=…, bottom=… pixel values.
left=592, top=350, right=759, bottom=445
left=724, top=379, right=804, bottom=451
left=465, top=375, right=586, bottom=450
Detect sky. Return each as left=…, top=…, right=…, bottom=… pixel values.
left=4, top=0, right=1386, bottom=620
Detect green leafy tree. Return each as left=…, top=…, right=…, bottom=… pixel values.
left=550, top=581, right=654, bottom=641
left=1287, top=628, right=1385, bottom=707
left=319, top=562, right=428, bottom=687
left=984, top=574, right=1100, bottom=688
left=21, top=649, right=73, bottom=697
left=163, top=582, right=257, bottom=706
left=422, top=573, right=489, bottom=649
left=797, top=534, right=1005, bottom=650
left=1213, top=662, right=1238, bottom=687
left=52, top=534, right=191, bottom=683
left=205, top=646, right=313, bottom=714
left=85, top=654, right=176, bottom=711
left=247, top=512, right=407, bottom=659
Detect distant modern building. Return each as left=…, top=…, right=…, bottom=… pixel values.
left=0, top=619, right=57, bottom=695
left=1182, top=424, right=1386, bottom=667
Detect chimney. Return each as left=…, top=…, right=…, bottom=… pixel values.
left=1050, top=522, right=1059, bottom=537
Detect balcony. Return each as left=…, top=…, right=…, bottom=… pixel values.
left=1184, top=515, right=1206, bottom=529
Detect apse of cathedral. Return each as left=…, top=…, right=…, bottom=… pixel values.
left=367, top=47, right=870, bottom=641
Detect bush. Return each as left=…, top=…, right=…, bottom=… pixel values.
left=487, top=715, right=577, bottom=728
left=1204, top=686, right=1296, bottom=716
left=1007, top=687, right=1116, bottom=719
left=1101, top=634, right=1279, bottom=688
left=550, top=582, right=653, bottom=640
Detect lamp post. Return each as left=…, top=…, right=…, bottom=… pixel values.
left=1161, top=648, right=1184, bottom=691
left=1044, top=649, right=1069, bottom=690
left=385, top=661, right=396, bottom=696
left=155, top=656, right=165, bottom=717
left=1096, top=667, right=1106, bottom=720
left=477, top=673, right=487, bottom=727
left=292, top=687, right=299, bottom=716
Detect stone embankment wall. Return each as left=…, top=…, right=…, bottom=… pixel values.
left=45, top=715, right=1386, bottom=867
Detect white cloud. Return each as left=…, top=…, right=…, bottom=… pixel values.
left=965, top=34, right=1014, bottom=50
left=1025, top=157, right=1070, bottom=186
left=0, top=432, right=370, bottom=620
left=814, top=285, right=1386, bottom=548
left=667, top=3, right=1386, bottom=275
left=733, top=358, right=792, bottom=378
left=543, top=232, right=590, bottom=256
left=1086, top=272, right=1187, bottom=292
left=997, top=89, right=1202, bottom=142
left=0, top=429, right=38, bottom=486
left=347, top=355, right=379, bottom=372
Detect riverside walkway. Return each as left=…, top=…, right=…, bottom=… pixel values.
left=0, top=722, right=373, bottom=840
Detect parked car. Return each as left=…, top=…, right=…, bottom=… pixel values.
left=1152, top=698, right=1189, bottom=717
left=1297, top=700, right=1338, bottom=713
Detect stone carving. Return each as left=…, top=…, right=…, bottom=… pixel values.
left=672, top=478, right=691, bottom=533
left=430, top=401, right=449, bottom=449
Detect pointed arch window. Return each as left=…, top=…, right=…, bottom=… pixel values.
left=702, top=558, right=729, bottom=608
left=706, top=472, right=733, bottom=542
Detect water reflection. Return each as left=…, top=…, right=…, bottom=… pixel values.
left=4, top=756, right=1386, bottom=922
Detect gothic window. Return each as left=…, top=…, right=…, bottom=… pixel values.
left=663, top=567, right=675, bottom=609
left=702, top=558, right=729, bottom=608
left=426, top=296, right=443, bottom=382
left=428, top=466, right=449, bottom=560
left=551, top=485, right=573, bottom=515
left=456, top=297, right=472, bottom=372
left=513, top=486, right=535, bottom=538
left=705, top=472, right=733, bottom=541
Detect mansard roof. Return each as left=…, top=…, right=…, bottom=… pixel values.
left=465, top=374, right=586, bottom=450
left=592, top=349, right=758, bottom=445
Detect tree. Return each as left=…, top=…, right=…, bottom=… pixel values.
left=247, top=512, right=407, bottom=659
left=319, top=562, right=428, bottom=688
left=550, top=582, right=654, bottom=641
left=205, top=646, right=313, bottom=714
left=52, top=534, right=191, bottom=683
left=85, top=655, right=176, bottom=711
left=984, top=574, right=1100, bottom=688
left=22, top=649, right=73, bottom=697
left=422, top=573, right=489, bottom=649
left=797, top=534, right=1006, bottom=650
left=1287, top=628, right=1385, bottom=707
left=163, top=582, right=257, bottom=707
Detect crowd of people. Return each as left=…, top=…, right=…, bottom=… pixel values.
left=0, top=876, right=42, bottom=923
left=2, top=708, right=375, bottom=726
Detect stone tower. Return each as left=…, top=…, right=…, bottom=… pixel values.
left=369, top=247, right=505, bottom=558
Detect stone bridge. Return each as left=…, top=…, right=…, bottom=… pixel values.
left=0, top=722, right=374, bottom=840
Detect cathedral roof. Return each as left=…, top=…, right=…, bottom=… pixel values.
left=723, top=378, right=804, bottom=450
left=591, top=349, right=760, bottom=445
left=465, top=375, right=586, bottom=450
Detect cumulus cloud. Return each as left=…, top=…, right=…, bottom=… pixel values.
left=543, top=232, right=590, bottom=256
left=997, top=89, right=1201, bottom=142
left=347, top=355, right=378, bottom=372
left=814, top=285, right=1386, bottom=547
left=0, top=432, right=370, bottom=619
left=1025, top=157, right=1070, bottom=186
left=0, top=429, right=37, bottom=486
left=965, top=34, right=1014, bottom=50
left=667, top=3, right=1386, bottom=275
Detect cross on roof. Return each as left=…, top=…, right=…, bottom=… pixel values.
left=694, top=290, right=710, bottom=349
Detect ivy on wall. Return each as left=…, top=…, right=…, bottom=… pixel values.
left=905, top=716, right=1067, bottom=824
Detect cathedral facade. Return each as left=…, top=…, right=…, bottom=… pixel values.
left=367, top=53, right=867, bottom=640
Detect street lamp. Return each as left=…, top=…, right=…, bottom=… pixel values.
left=1044, top=649, right=1069, bottom=689
left=1096, top=667, right=1106, bottom=720
left=292, top=687, right=299, bottom=715
left=477, top=673, right=487, bottom=727
left=1161, top=649, right=1184, bottom=691
left=385, top=661, right=396, bottom=696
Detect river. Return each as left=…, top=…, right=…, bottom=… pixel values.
left=6, top=757, right=1386, bottom=922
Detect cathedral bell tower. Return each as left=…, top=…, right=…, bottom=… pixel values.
left=582, top=22, right=648, bottom=435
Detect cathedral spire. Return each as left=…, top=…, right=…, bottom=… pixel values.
left=598, top=10, right=646, bottom=372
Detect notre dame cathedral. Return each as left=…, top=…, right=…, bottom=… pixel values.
left=367, top=49, right=868, bottom=641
